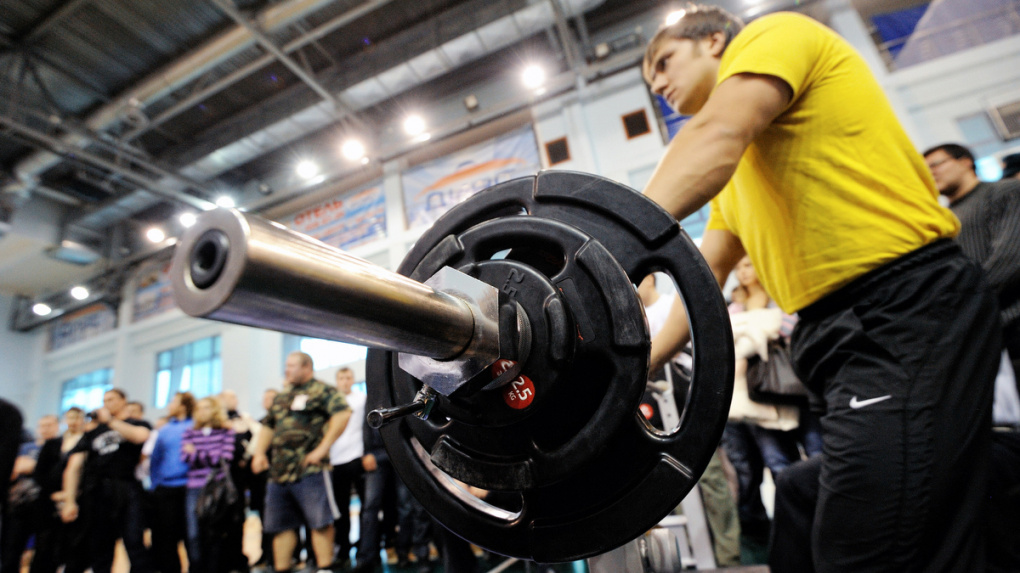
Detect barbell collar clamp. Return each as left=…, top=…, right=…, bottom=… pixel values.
left=367, top=386, right=437, bottom=428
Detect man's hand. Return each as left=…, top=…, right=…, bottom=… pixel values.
left=182, top=442, right=196, bottom=455
left=301, top=447, right=328, bottom=467
left=251, top=452, right=269, bottom=474
left=95, top=408, right=112, bottom=424
left=60, top=501, right=79, bottom=523
left=362, top=453, right=378, bottom=472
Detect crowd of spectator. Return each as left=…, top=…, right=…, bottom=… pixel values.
left=0, top=353, right=474, bottom=573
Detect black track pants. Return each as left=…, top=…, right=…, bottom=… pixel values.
left=771, top=240, right=1000, bottom=573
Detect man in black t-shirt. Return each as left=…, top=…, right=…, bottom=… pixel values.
left=61, top=389, right=154, bottom=573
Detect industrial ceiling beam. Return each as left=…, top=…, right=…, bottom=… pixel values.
left=0, top=114, right=214, bottom=210
left=19, top=0, right=92, bottom=45
left=123, top=0, right=396, bottom=142
left=210, top=0, right=371, bottom=133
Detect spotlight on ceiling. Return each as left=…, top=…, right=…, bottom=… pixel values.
left=70, top=286, right=89, bottom=301
left=666, top=9, right=687, bottom=25
left=146, top=228, right=166, bottom=243
left=215, top=196, right=236, bottom=209
left=32, top=303, right=52, bottom=316
left=342, top=139, right=366, bottom=161
left=522, top=64, right=546, bottom=90
left=404, top=115, right=426, bottom=137
left=295, top=160, right=320, bottom=179
left=179, top=213, right=197, bottom=227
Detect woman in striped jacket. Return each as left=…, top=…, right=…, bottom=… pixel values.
left=181, top=397, right=235, bottom=573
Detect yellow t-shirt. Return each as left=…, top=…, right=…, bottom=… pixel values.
left=705, top=12, right=958, bottom=313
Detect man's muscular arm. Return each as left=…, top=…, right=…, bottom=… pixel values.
left=649, top=229, right=745, bottom=373
left=643, top=73, right=792, bottom=221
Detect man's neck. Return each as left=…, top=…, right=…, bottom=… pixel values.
left=293, top=376, right=314, bottom=387
left=948, top=175, right=981, bottom=204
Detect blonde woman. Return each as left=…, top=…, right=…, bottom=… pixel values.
left=181, top=397, right=235, bottom=573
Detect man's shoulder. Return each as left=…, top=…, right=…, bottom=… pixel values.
left=987, top=178, right=1020, bottom=196
left=737, top=11, right=827, bottom=40
left=125, top=418, right=152, bottom=429
left=308, top=378, right=340, bottom=398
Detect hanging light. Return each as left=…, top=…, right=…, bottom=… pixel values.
left=70, top=286, right=89, bottom=300
left=295, top=160, right=320, bottom=179
left=146, top=228, right=166, bottom=243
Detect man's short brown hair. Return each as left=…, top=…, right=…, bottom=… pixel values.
left=289, top=351, right=314, bottom=370
left=643, top=4, right=744, bottom=81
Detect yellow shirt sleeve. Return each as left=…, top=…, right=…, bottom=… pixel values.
left=716, top=13, right=823, bottom=101
left=705, top=195, right=730, bottom=232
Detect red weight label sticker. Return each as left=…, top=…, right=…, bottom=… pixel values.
left=639, top=403, right=655, bottom=420
left=490, top=359, right=516, bottom=378
left=503, top=376, right=536, bottom=409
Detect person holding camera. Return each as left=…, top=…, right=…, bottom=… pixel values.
left=60, top=389, right=153, bottom=573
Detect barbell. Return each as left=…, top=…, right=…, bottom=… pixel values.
left=170, top=170, right=733, bottom=562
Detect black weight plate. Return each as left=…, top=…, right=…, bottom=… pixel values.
left=367, top=171, right=733, bottom=562
left=393, top=215, right=649, bottom=490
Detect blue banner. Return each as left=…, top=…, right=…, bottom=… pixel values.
left=401, top=127, right=541, bottom=229
left=133, top=260, right=176, bottom=323
left=50, top=303, right=117, bottom=351
left=282, top=181, right=386, bottom=250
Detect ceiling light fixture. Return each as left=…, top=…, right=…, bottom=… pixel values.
left=404, top=115, right=426, bottom=137
left=666, top=9, right=687, bottom=25
left=342, top=139, right=366, bottom=161
left=32, top=303, right=52, bottom=316
left=522, top=64, right=546, bottom=90
left=146, top=228, right=166, bottom=243
left=215, top=196, right=236, bottom=208
left=295, top=160, right=320, bottom=179
left=70, top=286, right=89, bottom=301
left=179, top=212, right=197, bottom=227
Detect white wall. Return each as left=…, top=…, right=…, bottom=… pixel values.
left=888, top=35, right=1020, bottom=156
left=826, top=0, right=1020, bottom=161
left=0, top=295, right=46, bottom=424
left=532, top=67, right=667, bottom=188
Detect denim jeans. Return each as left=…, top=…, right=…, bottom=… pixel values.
left=185, top=487, right=202, bottom=569
left=356, top=461, right=393, bottom=564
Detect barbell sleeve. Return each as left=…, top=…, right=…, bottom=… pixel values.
left=169, top=208, right=477, bottom=360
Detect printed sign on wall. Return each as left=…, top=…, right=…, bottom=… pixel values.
left=401, top=127, right=542, bottom=229
left=132, top=259, right=176, bottom=323
left=281, top=182, right=387, bottom=250
left=49, top=303, right=117, bottom=351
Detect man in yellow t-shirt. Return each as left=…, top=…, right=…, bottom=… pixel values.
left=642, top=6, right=999, bottom=572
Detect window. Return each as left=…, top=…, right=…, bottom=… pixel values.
left=154, top=336, right=222, bottom=408
left=545, top=137, right=570, bottom=165
left=284, top=335, right=367, bottom=371
left=622, top=110, right=651, bottom=139
left=60, top=368, right=113, bottom=413
left=299, top=338, right=367, bottom=370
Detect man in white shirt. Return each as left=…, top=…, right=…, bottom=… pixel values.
left=329, top=367, right=366, bottom=567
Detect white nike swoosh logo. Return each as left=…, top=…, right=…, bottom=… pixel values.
left=849, top=395, right=893, bottom=409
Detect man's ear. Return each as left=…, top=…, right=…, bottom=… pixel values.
left=707, top=31, right=727, bottom=57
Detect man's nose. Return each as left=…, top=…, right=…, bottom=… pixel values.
left=650, top=75, right=667, bottom=95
